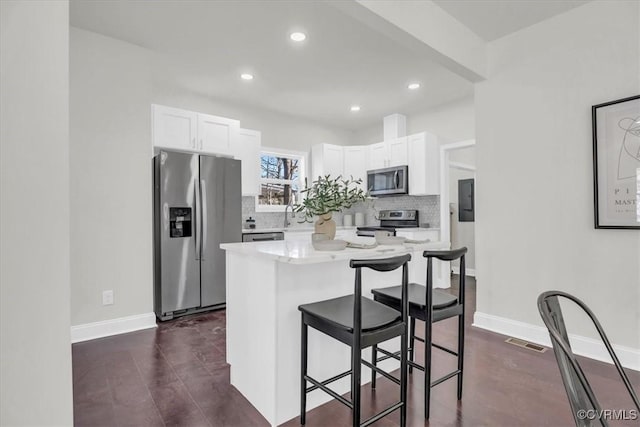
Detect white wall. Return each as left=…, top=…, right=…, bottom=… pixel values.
left=70, top=28, right=154, bottom=326
left=353, top=97, right=475, bottom=145
left=475, top=0, right=640, bottom=348
left=69, top=28, right=354, bottom=327
left=1, top=1, right=73, bottom=424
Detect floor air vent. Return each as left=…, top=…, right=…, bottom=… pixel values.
left=505, top=337, right=547, bottom=353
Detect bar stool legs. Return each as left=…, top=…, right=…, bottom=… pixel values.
left=408, top=317, right=416, bottom=374
left=351, top=347, right=361, bottom=427
left=301, top=322, right=308, bottom=425
left=370, top=345, right=377, bottom=389
left=457, top=310, right=465, bottom=400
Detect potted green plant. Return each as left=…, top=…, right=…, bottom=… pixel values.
left=294, top=175, right=367, bottom=239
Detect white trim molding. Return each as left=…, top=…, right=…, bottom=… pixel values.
left=71, top=313, right=157, bottom=343
left=473, top=312, right=640, bottom=371
left=451, top=265, right=476, bottom=277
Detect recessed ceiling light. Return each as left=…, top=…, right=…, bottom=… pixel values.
left=290, top=32, right=306, bottom=42
left=240, top=73, right=254, bottom=81
left=408, top=83, right=421, bottom=90
left=350, top=105, right=361, bottom=112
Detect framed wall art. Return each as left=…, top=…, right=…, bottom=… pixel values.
left=592, top=95, right=640, bottom=229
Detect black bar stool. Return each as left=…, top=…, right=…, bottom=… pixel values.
left=371, top=247, right=468, bottom=419
left=298, top=254, right=411, bottom=427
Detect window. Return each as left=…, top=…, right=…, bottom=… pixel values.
left=256, top=148, right=306, bottom=212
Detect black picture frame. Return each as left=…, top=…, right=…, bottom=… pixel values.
left=592, top=95, right=640, bottom=229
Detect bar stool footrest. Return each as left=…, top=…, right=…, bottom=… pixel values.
left=361, top=402, right=404, bottom=427
left=305, top=369, right=351, bottom=393
left=431, top=369, right=462, bottom=388
left=304, top=375, right=353, bottom=409
left=361, top=359, right=400, bottom=385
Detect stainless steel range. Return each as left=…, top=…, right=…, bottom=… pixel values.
left=356, top=209, right=419, bottom=237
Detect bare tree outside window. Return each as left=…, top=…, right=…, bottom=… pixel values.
left=259, top=153, right=301, bottom=206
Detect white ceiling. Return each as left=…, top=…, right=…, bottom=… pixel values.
left=70, top=0, right=473, bottom=131
left=433, top=0, right=590, bottom=41
left=70, top=1, right=590, bottom=131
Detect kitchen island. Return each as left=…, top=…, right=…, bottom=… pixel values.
left=220, top=238, right=448, bottom=426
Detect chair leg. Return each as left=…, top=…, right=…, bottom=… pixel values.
left=352, top=347, right=362, bottom=427
left=424, top=319, right=432, bottom=420
left=301, top=321, right=308, bottom=425
left=371, top=345, right=377, bottom=389
left=400, top=321, right=408, bottom=427
left=408, top=317, right=416, bottom=374
left=457, top=312, right=465, bottom=400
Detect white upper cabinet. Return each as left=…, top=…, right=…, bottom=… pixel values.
left=342, top=146, right=368, bottom=192
left=197, top=113, right=240, bottom=155
left=367, top=142, right=388, bottom=170
left=408, top=132, right=440, bottom=195
left=388, top=137, right=408, bottom=167
left=236, top=128, right=261, bottom=196
left=152, top=105, right=198, bottom=151
left=367, top=137, right=408, bottom=169
left=311, top=143, right=343, bottom=180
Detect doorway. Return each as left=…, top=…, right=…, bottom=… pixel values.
left=438, top=140, right=476, bottom=287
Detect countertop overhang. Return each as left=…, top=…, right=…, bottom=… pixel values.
left=220, top=239, right=448, bottom=264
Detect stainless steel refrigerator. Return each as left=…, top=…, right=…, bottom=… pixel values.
left=153, top=150, right=241, bottom=321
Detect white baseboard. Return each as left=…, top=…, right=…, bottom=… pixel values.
left=71, top=312, right=157, bottom=343
left=473, top=312, right=640, bottom=371
left=450, top=266, right=476, bottom=277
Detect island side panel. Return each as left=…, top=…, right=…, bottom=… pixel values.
left=226, top=251, right=278, bottom=425
left=274, top=260, right=403, bottom=425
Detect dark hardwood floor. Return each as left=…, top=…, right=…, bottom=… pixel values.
left=73, top=277, right=639, bottom=426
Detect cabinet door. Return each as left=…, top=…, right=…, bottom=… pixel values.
left=197, top=113, right=240, bottom=155
left=408, top=132, right=440, bottom=195
left=368, top=142, right=388, bottom=170
left=388, top=137, right=408, bottom=167
left=342, top=146, right=368, bottom=191
left=236, top=129, right=261, bottom=196
left=323, top=144, right=344, bottom=178
left=152, top=105, right=197, bottom=150
left=311, top=144, right=343, bottom=180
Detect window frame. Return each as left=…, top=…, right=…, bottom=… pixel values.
left=255, top=147, right=308, bottom=213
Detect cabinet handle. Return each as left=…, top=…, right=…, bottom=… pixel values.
left=200, top=139, right=203, bottom=150
left=192, top=137, right=196, bottom=148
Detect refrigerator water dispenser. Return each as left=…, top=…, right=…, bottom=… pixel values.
left=169, top=207, right=192, bottom=237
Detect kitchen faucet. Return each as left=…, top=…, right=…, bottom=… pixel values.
left=284, top=203, right=295, bottom=228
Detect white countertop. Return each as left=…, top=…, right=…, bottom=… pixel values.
left=241, top=226, right=357, bottom=234
left=221, top=238, right=448, bottom=264
left=241, top=226, right=439, bottom=234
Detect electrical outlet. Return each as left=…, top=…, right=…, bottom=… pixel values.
left=102, top=290, right=114, bottom=306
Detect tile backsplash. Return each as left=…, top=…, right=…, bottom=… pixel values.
left=242, top=195, right=439, bottom=229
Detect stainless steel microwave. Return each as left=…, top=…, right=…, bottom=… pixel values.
left=367, top=165, right=408, bottom=196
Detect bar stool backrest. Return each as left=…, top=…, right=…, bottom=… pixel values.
left=537, top=291, right=640, bottom=427
left=349, top=254, right=411, bottom=344
left=423, top=247, right=468, bottom=308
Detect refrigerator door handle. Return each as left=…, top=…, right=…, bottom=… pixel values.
left=200, top=179, right=207, bottom=260
left=194, top=179, right=201, bottom=261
